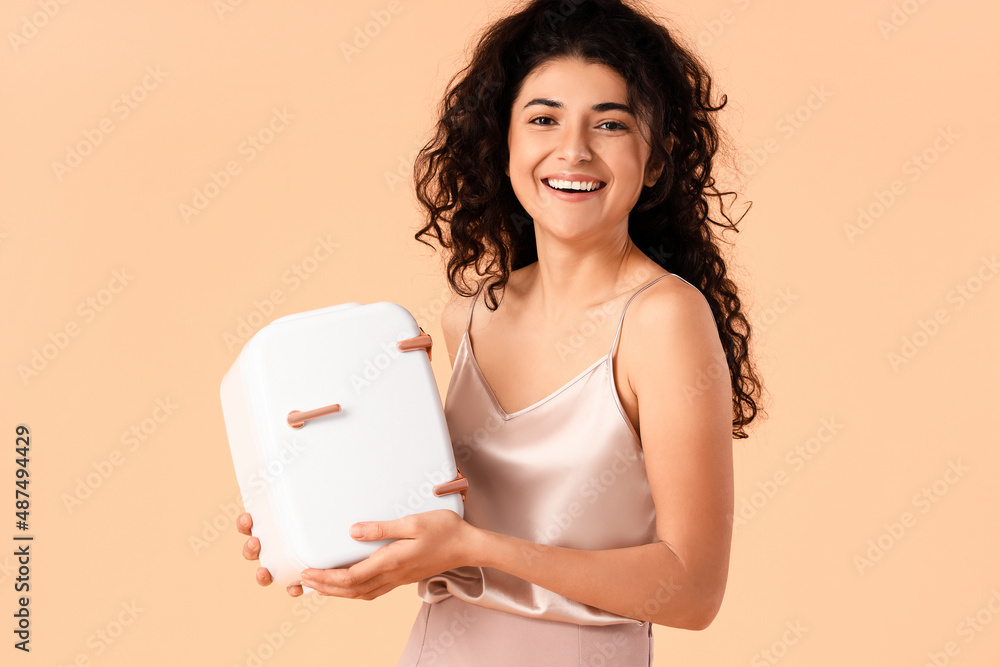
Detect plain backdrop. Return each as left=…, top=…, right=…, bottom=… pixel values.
left=2, top=0, right=999, bottom=665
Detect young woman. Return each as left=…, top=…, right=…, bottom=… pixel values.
left=238, top=0, right=763, bottom=664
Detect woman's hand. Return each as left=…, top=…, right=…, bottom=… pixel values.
left=237, top=512, right=304, bottom=597
left=299, top=509, right=477, bottom=601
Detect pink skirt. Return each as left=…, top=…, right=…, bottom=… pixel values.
left=396, top=595, right=654, bottom=666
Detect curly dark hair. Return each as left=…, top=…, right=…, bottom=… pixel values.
left=412, top=0, right=765, bottom=439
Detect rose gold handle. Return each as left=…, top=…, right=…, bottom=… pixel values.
left=433, top=468, right=468, bottom=503
left=287, top=404, right=342, bottom=429
left=397, top=326, right=433, bottom=361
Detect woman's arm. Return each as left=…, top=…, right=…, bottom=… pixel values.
left=467, top=527, right=703, bottom=629
left=466, top=279, right=734, bottom=630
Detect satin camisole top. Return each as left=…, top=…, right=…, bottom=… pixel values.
left=417, top=272, right=695, bottom=626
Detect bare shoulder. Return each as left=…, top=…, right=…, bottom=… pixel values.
left=633, top=274, right=715, bottom=333
left=622, top=274, right=724, bottom=391
left=439, top=289, right=475, bottom=370
left=439, top=268, right=528, bottom=370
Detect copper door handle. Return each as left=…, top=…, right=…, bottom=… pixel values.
left=287, top=404, right=342, bottom=429
left=397, top=327, right=433, bottom=361
left=433, top=469, right=468, bottom=502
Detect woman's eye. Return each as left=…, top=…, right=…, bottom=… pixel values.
left=527, top=117, right=628, bottom=130
left=599, top=120, right=628, bottom=131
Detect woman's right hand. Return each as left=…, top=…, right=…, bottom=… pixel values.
left=237, top=512, right=304, bottom=596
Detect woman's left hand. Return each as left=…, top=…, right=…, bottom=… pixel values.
left=299, top=509, right=478, bottom=600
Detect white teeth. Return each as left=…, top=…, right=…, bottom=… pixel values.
left=546, top=179, right=603, bottom=191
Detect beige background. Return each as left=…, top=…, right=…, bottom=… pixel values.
left=3, top=0, right=999, bottom=664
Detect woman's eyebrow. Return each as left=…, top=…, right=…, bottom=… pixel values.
left=522, top=98, right=634, bottom=115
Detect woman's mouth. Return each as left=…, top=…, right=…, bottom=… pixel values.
left=542, top=178, right=607, bottom=193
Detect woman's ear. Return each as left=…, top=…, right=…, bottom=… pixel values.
left=645, top=134, right=676, bottom=187
left=645, top=155, right=665, bottom=187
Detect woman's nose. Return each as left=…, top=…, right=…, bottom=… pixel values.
left=556, top=120, right=592, bottom=162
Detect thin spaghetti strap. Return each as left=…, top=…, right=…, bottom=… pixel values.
left=609, top=273, right=677, bottom=359
left=464, top=291, right=477, bottom=336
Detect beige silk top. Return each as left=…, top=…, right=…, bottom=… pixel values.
left=418, top=272, right=697, bottom=627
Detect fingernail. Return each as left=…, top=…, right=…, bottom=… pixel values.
left=350, top=524, right=365, bottom=538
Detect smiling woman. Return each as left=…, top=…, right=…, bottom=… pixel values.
left=238, top=1, right=764, bottom=665
left=506, top=57, right=666, bottom=234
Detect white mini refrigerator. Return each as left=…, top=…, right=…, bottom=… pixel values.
left=219, top=301, right=467, bottom=591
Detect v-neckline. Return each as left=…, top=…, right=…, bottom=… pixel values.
left=462, top=328, right=608, bottom=419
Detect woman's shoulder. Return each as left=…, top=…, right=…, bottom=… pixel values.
left=621, top=271, right=719, bottom=371
left=439, top=268, right=528, bottom=369
left=618, top=270, right=717, bottom=361
left=440, top=291, right=474, bottom=371
left=629, top=270, right=710, bottom=319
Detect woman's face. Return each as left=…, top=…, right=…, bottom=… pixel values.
left=506, top=56, right=662, bottom=242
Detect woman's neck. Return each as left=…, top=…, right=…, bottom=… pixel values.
left=519, top=239, right=661, bottom=325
